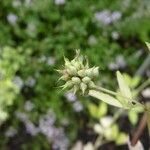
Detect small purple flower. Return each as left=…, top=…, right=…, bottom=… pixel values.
left=46, top=57, right=56, bottom=66
left=7, top=13, right=18, bottom=25
left=15, top=112, right=28, bottom=122
left=111, top=31, right=119, bottom=40
left=13, top=76, right=24, bottom=89
left=94, top=10, right=122, bottom=25
left=111, top=11, right=122, bottom=22
left=88, top=35, right=97, bottom=45
left=25, top=76, right=36, bottom=87
left=5, top=127, right=17, bottom=137
left=24, top=101, right=34, bottom=112
left=72, top=101, right=83, bottom=112
left=65, top=92, right=77, bottom=102
left=25, top=121, right=40, bottom=136
left=95, top=10, right=112, bottom=25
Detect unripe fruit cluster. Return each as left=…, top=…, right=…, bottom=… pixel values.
left=58, top=50, right=99, bottom=94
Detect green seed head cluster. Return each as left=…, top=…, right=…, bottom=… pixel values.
left=58, top=50, right=99, bottom=95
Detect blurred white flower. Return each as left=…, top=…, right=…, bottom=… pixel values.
left=100, top=116, right=113, bottom=128
left=116, top=55, right=126, bottom=69
left=24, top=101, right=34, bottom=112
left=83, top=142, right=94, bottom=150
left=73, top=101, right=83, bottom=112
left=39, top=55, right=47, bottom=63
left=13, top=76, right=24, bottom=89
left=25, top=121, right=40, bottom=136
left=7, top=13, right=18, bottom=25
left=111, top=31, right=119, bottom=40
left=127, top=138, right=144, bottom=150
left=25, top=0, right=33, bottom=6
left=111, top=11, right=122, bottom=22
left=55, top=0, right=65, bottom=5
left=25, top=76, right=36, bottom=87
left=26, top=23, right=37, bottom=38
left=108, top=55, right=126, bottom=71
left=71, top=141, right=83, bottom=150
left=95, top=10, right=112, bottom=25
left=88, top=35, right=97, bottom=45
left=5, top=127, right=17, bottom=137
left=15, top=112, right=28, bottom=122
left=12, top=0, right=21, bottom=7
left=39, top=110, right=69, bottom=149
left=52, top=128, right=69, bottom=150
left=46, top=57, right=56, bottom=66
left=94, top=123, right=103, bottom=134
left=142, top=88, right=150, bottom=98
left=65, top=92, right=77, bottom=102
left=94, top=10, right=122, bottom=25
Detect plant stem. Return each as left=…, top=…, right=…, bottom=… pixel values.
left=131, top=113, right=147, bottom=146
left=145, top=103, right=150, bottom=136
left=135, top=78, right=150, bottom=94
left=135, top=53, right=150, bottom=76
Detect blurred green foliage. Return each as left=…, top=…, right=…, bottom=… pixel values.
left=0, top=0, right=150, bottom=149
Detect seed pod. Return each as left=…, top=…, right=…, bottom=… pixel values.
left=80, top=82, right=87, bottom=95
left=63, top=81, right=74, bottom=90
left=88, top=81, right=95, bottom=88
left=71, top=60, right=81, bottom=70
left=64, top=58, right=71, bottom=67
left=82, top=76, right=91, bottom=84
left=93, top=67, right=99, bottom=77
left=58, top=74, right=69, bottom=81
left=67, top=66, right=77, bottom=75
left=86, top=68, right=94, bottom=78
left=72, top=77, right=81, bottom=84
left=78, top=69, right=86, bottom=77
left=73, top=84, right=79, bottom=94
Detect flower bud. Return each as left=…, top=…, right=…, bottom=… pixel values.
left=73, top=85, right=79, bottom=94
left=71, top=60, right=81, bottom=70
left=78, top=69, right=86, bottom=77
left=86, top=68, right=94, bottom=78
left=82, top=77, right=91, bottom=84
left=72, top=77, right=81, bottom=84
left=88, top=81, right=95, bottom=88
left=67, top=66, right=77, bottom=75
left=63, top=81, right=74, bottom=89
left=93, top=67, right=99, bottom=77
left=58, top=75, right=69, bottom=81
left=64, top=58, right=71, bottom=67
left=80, top=82, right=87, bottom=95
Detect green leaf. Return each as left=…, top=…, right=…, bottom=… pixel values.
left=128, top=110, right=138, bottom=125
left=89, top=90, right=123, bottom=108
left=97, top=102, right=107, bottom=117
left=104, top=124, right=119, bottom=140
left=88, top=102, right=107, bottom=119
left=88, top=103, right=99, bottom=119
left=116, top=71, right=132, bottom=100
left=116, top=133, right=128, bottom=145
left=145, top=42, right=150, bottom=51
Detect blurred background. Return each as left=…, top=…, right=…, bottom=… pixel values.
left=0, top=0, right=150, bottom=149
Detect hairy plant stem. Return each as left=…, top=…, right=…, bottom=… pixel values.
left=131, top=113, right=147, bottom=146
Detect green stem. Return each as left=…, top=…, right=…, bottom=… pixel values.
left=136, top=78, right=150, bottom=94
left=145, top=103, right=150, bottom=136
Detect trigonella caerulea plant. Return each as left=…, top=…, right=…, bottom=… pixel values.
left=57, top=50, right=147, bottom=110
